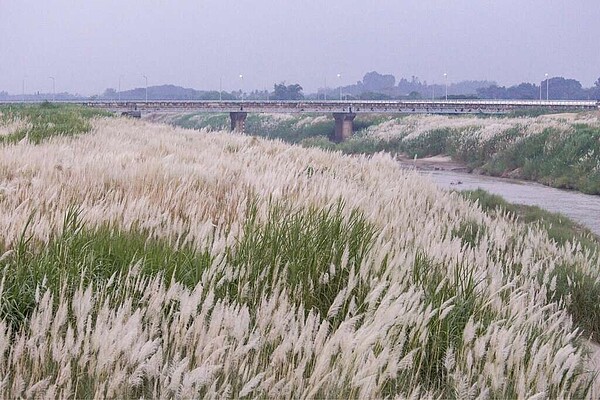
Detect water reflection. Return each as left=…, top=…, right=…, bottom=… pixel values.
left=423, top=170, right=600, bottom=236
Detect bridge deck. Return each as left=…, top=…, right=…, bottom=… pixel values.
left=1, top=100, right=598, bottom=115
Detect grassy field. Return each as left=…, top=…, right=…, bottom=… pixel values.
left=0, top=103, right=112, bottom=144
left=146, top=112, right=387, bottom=144
left=322, top=113, right=600, bottom=194
left=155, top=111, right=600, bottom=194
left=1, top=113, right=600, bottom=397
left=460, top=189, right=600, bottom=336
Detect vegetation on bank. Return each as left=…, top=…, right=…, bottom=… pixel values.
left=337, top=113, right=600, bottom=194
left=160, top=111, right=600, bottom=194
left=460, top=189, right=600, bottom=336
left=0, top=117, right=599, bottom=397
left=0, top=103, right=111, bottom=144
left=157, top=112, right=386, bottom=144
left=461, top=189, right=599, bottom=253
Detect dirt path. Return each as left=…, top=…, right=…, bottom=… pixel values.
left=396, top=154, right=470, bottom=172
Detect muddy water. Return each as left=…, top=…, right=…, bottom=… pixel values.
left=422, top=170, right=600, bottom=236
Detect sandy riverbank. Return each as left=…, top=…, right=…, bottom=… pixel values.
left=396, top=154, right=470, bottom=172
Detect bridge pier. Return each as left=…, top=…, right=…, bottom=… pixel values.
left=333, top=112, right=356, bottom=142
left=230, top=112, right=248, bottom=133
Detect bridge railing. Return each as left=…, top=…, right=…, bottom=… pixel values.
left=1, top=99, right=598, bottom=111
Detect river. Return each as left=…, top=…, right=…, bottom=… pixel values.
left=420, top=170, right=600, bottom=236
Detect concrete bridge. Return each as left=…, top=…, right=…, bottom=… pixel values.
left=3, top=99, right=599, bottom=141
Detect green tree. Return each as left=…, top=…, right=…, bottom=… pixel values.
left=270, top=82, right=304, bottom=100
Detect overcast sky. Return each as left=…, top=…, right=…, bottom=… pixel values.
left=1, top=0, right=598, bottom=95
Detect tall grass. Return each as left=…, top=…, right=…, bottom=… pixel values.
left=358, top=113, right=600, bottom=194
left=0, top=117, right=599, bottom=397
left=0, top=103, right=111, bottom=144
left=150, top=111, right=387, bottom=144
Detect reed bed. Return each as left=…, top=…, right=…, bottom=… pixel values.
left=365, top=113, right=600, bottom=143
left=0, top=118, right=31, bottom=138
left=0, top=117, right=599, bottom=398
left=353, top=113, right=600, bottom=193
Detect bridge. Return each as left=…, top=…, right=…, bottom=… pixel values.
left=3, top=99, right=598, bottom=141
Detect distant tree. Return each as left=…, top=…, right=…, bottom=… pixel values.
left=102, top=88, right=117, bottom=99
left=590, top=78, right=600, bottom=100
left=477, top=85, right=508, bottom=99
left=362, top=71, right=396, bottom=91
left=408, top=91, right=422, bottom=99
left=358, top=92, right=392, bottom=100
left=270, top=82, right=304, bottom=100
left=543, top=77, right=584, bottom=100
left=397, top=77, right=425, bottom=96
left=506, top=83, right=538, bottom=100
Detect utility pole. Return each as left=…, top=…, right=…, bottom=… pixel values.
left=49, top=77, right=56, bottom=102
left=444, top=73, right=448, bottom=101
left=143, top=75, right=148, bottom=103
left=118, top=75, right=124, bottom=102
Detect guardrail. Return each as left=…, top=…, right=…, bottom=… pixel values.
left=1, top=99, right=598, bottom=114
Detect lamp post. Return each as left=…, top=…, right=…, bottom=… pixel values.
left=239, top=74, right=244, bottom=102
left=49, top=77, right=56, bottom=102
left=22, top=77, right=26, bottom=103
left=324, top=76, right=327, bottom=100
left=444, top=73, right=448, bottom=101
left=337, top=73, right=342, bottom=100
left=545, top=73, right=549, bottom=101
left=219, top=76, right=222, bottom=101
left=118, top=75, right=124, bottom=102
left=143, top=75, right=148, bottom=103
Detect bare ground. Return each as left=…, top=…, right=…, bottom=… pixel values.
left=396, top=154, right=470, bottom=172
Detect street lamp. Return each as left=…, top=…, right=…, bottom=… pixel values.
left=49, top=77, right=56, bottom=102
left=22, top=77, right=26, bottom=103
left=143, top=75, right=148, bottom=103
left=444, top=73, right=448, bottom=101
left=239, top=74, right=244, bottom=102
left=545, top=73, right=549, bottom=101
left=337, top=73, right=342, bottom=100
left=118, top=75, right=124, bottom=102
left=219, top=76, right=222, bottom=101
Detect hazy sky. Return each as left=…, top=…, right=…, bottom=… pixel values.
left=1, top=0, right=599, bottom=95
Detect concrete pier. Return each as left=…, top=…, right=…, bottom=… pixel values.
left=230, top=112, right=248, bottom=133
left=333, top=112, right=356, bottom=142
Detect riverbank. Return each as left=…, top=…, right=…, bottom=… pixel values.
left=2, top=114, right=600, bottom=397
left=358, top=112, right=600, bottom=194
left=457, top=188, right=600, bottom=396
left=153, top=110, right=600, bottom=195
left=396, top=154, right=469, bottom=172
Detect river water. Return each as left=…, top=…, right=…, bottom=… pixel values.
left=420, top=170, right=600, bottom=236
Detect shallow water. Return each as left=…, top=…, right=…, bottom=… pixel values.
left=423, top=170, right=600, bottom=236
